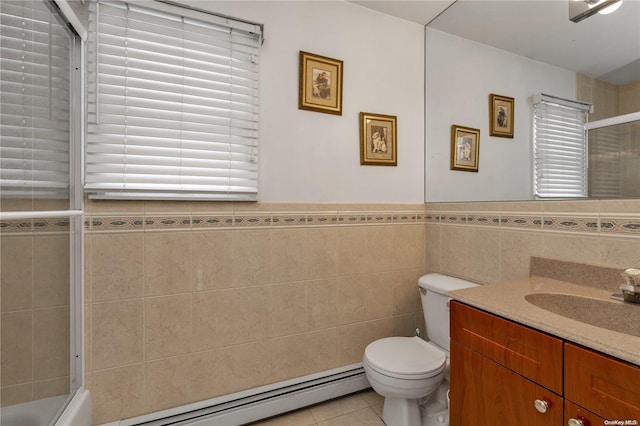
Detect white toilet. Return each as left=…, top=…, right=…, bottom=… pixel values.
left=363, top=273, right=479, bottom=426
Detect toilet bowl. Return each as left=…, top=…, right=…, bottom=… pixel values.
left=363, top=273, right=479, bottom=426
left=363, top=337, right=446, bottom=426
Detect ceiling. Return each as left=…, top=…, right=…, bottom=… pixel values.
left=350, top=0, right=640, bottom=85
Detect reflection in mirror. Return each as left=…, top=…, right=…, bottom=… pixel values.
left=589, top=118, right=640, bottom=198
left=425, top=0, right=640, bottom=201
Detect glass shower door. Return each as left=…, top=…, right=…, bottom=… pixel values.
left=0, top=1, right=83, bottom=424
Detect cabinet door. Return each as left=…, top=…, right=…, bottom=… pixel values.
left=450, top=341, right=562, bottom=426
left=565, top=343, right=640, bottom=421
left=565, top=400, right=607, bottom=426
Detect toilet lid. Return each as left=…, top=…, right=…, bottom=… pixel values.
left=364, top=337, right=446, bottom=379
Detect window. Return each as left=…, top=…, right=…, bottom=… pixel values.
left=86, top=1, right=262, bottom=200
left=532, top=94, right=592, bottom=198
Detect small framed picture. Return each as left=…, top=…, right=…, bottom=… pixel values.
left=489, top=94, right=514, bottom=138
left=298, top=51, right=343, bottom=115
left=451, top=125, right=480, bottom=172
left=360, top=112, right=397, bottom=166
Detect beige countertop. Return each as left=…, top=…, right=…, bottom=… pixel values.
left=448, top=276, right=640, bottom=367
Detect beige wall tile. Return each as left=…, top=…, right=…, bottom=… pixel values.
left=234, top=286, right=273, bottom=344
left=542, top=233, right=600, bottom=265
left=365, top=226, right=395, bottom=273
left=393, top=313, right=417, bottom=337
left=271, top=229, right=307, bottom=283
left=192, top=230, right=234, bottom=291
left=392, top=269, right=420, bottom=315
left=305, top=328, right=338, bottom=374
left=190, top=349, right=228, bottom=401
left=144, top=294, right=192, bottom=360
left=336, top=275, right=368, bottom=326
left=232, top=229, right=272, bottom=287
left=306, top=228, right=339, bottom=279
left=92, top=299, right=143, bottom=370
left=1, top=311, right=33, bottom=386
left=272, top=282, right=307, bottom=337
left=144, top=232, right=191, bottom=296
left=33, top=235, right=69, bottom=308
left=88, top=199, right=145, bottom=215
left=217, top=341, right=273, bottom=393
left=466, top=228, right=500, bottom=284
left=33, top=376, right=69, bottom=400
left=191, top=289, right=235, bottom=351
left=439, top=226, right=467, bottom=278
left=337, top=323, right=369, bottom=365
left=91, top=364, right=145, bottom=424
left=500, top=230, right=544, bottom=282
left=33, top=307, right=69, bottom=380
left=425, top=225, right=441, bottom=273
left=307, top=278, right=337, bottom=331
left=270, top=335, right=309, bottom=383
left=1, top=383, right=32, bottom=407
left=598, top=237, right=640, bottom=269
left=365, top=318, right=394, bottom=343
left=542, top=200, right=599, bottom=213
left=145, top=355, right=194, bottom=413
left=337, top=227, right=368, bottom=276
left=392, top=225, right=425, bottom=269
left=1, top=236, right=33, bottom=312
left=90, top=233, right=144, bottom=302
left=366, top=273, right=393, bottom=320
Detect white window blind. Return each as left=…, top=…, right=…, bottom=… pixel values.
left=86, top=1, right=262, bottom=200
left=533, top=94, right=591, bottom=198
left=0, top=0, right=72, bottom=198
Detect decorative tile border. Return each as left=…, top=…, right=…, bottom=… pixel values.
left=0, top=218, right=72, bottom=234
left=600, top=217, right=640, bottom=235
left=78, top=208, right=428, bottom=234
left=431, top=210, right=640, bottom=236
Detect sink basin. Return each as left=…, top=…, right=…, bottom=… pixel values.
left=525, top=293, right=640, bottom=337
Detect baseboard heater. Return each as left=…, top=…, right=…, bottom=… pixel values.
left=118, top=363, right=369, bottom=426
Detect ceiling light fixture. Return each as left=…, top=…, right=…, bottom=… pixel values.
left=569, top=0, right=623, bottom=23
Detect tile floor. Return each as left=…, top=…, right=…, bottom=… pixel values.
left=247, top=389, right=385, bottom=426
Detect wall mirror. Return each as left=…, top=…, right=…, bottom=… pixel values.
left=423, top=0, right=640, bottom=202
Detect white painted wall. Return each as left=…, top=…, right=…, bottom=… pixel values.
left=425, top=28, right=577, bottom=202
left=180, top=1, right=426, bottom=203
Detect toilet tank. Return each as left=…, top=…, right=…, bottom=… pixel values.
left=418, top=274, right=479, bottom=352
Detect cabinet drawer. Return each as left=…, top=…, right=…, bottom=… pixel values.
left=565, top=343, right=640, bottom=421
left=450, top=301, right=563, bottom=394
left=564, top=400, right=607, bottom=426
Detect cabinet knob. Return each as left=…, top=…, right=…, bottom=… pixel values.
left=534, top=399, right=549, bottom=413
left=568, top=419, right=585, bottom=426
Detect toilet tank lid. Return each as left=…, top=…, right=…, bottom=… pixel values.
left=418, top=273, right=479, bottom=294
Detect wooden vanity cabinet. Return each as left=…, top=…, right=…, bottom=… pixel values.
left=450, top=301, right=563, bottom=425
left=451, top=301, right=640, bottom=426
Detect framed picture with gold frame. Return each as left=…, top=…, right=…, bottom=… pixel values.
left=451, top=125, right=480, bottom=172
left=360, top=112, right=397, bottom=166
left=298, top=51, right=343, bottom=115
left=489, top=94, right=514, bottom=138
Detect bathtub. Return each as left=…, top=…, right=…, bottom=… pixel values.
left=1, top=390, right=90, bottom=426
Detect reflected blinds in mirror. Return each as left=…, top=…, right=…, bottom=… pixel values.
left=0, top=0, right=71, bottom=198
left=533, top=95, right=590, bottom=198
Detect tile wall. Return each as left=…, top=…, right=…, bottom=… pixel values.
left=0, top=220, right=71, bottom=407
left=424, top=199, right=640, bottom=285
left=84, top=201, right=428, bottom=424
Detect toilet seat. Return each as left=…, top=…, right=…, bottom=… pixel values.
left=364, top=337, right=446, bottom=380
